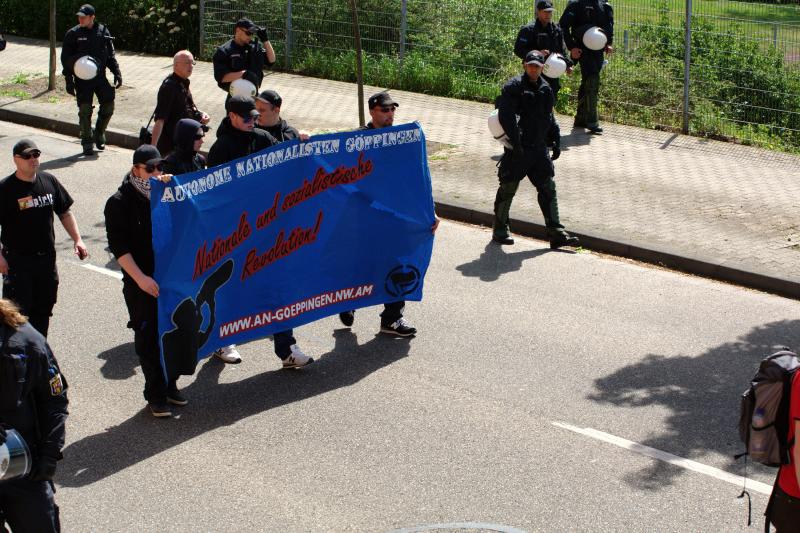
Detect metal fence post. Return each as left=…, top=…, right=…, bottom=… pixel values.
left=286, top=0, right=293, bottom=69
left=773, top=24, right=778, bottom=49
left=399, top=0, right=407, bottom=65
left=623, top=29, right=628, bottom=57
left=682, top=0, right=692, bottom=135
left=198, top=0, right=205, bottom=58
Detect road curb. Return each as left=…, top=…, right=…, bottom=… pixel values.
left=3, top=108, right=797, bottom=300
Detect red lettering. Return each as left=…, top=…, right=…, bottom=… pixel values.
left=281, top=153, right=373, bottom=213
left=240, top=211, right=324, bottom=281
left=192, top=212, right=252, bottom=280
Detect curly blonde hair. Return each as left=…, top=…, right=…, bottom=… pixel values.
left=0, top=299, right=28, bottom=328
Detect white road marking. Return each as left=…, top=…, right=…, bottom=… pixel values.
left=76, top=262, right=123, bottom=280
left=552, top=421, right=772, bottom=495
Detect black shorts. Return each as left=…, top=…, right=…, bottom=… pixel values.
left=769, top=484, right=800, bottom=532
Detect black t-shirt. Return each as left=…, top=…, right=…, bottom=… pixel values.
left=0, top=172, right=74, bottom=254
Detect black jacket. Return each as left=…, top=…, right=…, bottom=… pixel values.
left=514, top=19, right=573, bottom=67
left=496, top=73, right=560, bottom=149
left=162, top=119, right=208, bottom=175
left=61, top=22, right=120, bottom=81
left=206, top=118, right=277, bottom=167
left=559, top=0, right=614, bottom=74
left=104, top=176, right=154, bottom=283
left=0, top=322, right=68, bottom=463
left=255, top=119, right=301, bottom=143
left=212, top=39, right=271, bottom=92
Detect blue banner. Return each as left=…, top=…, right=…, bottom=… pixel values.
left=150, top=122, right=435, bottom=378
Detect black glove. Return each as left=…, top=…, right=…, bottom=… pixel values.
left=551, top=146, right=561, bottom=160
left=0, top=425, right=6, bottom=446
left=256, top=27, right=270, bottom=42
left=512, top=144, right=525, bottom=161
left=242, top=70, right=259, bottom=85
left=30, top=456, right=58, bottom=481
left=65, top=76, right=76, bottom=96
left=113, top=73, right=123, bottom=88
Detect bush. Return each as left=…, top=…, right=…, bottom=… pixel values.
left=0, top=0, right=200, bottom=55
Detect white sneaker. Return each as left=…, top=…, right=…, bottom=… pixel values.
left=214, top=345, right=242, bottom=364
left=281, top=344, right=314, bottom=369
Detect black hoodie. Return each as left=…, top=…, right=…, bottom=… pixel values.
left=206, top=117, right=278, bottom=167
left=162, top=118, right=207, bottom=176
left=255, top=118, right=301, bottom=144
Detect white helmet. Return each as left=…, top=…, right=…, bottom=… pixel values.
left=73, top=55, right=98, bottom=80
left=543, top=53, right=567, bottom=78
left=583, top=26, right=608, bottom=50
left=229, top=78, right=257, bottom=99
left=488, top=110, right=513, bottom=149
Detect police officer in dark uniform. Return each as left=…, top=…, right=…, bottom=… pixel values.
left=0, top=298, right=68, bottom=533
left=212, top=18, right=276, bottom=98
left=493, top=51, right=579, bottom=249
left=514, top=0, right=573, bottom=100
left=61, top=4, right=122, bottom=156
left=559, top=0, right=614, bottom=133
left=338, top=92, right=440, bottom=337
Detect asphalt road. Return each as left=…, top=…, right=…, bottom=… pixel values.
left=1, top=122, right=797, bottom=532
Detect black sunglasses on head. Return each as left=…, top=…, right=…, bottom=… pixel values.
left=16, top=150, right=41, bottom=160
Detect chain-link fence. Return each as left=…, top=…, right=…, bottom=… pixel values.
left=202, top=0, right=800, bottom=152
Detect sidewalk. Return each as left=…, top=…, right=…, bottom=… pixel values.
left=2, top=36, right=799, bottom=298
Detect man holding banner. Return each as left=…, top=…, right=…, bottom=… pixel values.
left=339, top=92, right=440, bottom=336
left=149, top=109, right=437, bottom=383
left=104, top=145, right=185, bottom=418
left=206, top=95, right=313, bottom=370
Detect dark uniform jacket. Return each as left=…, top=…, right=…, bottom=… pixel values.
left=496, top=73, right=560, bottom=181
left=61, top=22, right=121, bottom=83
left=206, top=118, right=277, bottom=167
left=255, top=119, right=301, bottom=143
left=0, top=321, right=68, bottom=462
left=514, top=19, right=573, bottom=65
left=212, top=39, right=271, bottom=92
left=559, top=0, right=614, bottom=75
left=154, top=74, right=203, bottom=156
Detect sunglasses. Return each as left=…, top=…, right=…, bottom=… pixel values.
left=16, top=150, right=41, bottom=160
left=194, top=134, right=205, bottom=140
left=137, top=162, right=163, bottom=173
left=240, top=114, right=258, bottom=123
left=243, top=30, right=254, bottom=36
left=379, top=106, right=396, bottom=113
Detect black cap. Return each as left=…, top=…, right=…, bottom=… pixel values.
left=226, top=95, right=259, bottom=118
left=256, top=89, right=282, bottom=107
left=76, top=4, right=95, bottom=16
left=133, top=144, right=163, bottom=166
left=12, top=139, right=39, bottom=156
left=525, top=50, right=546, bottom=66
left=368, top=91, right=399, bottom=109
left=235, top=18, right=259, bottom=32
left=536, top=0, right=555, bottom=11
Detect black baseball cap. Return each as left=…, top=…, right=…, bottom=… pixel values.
left=235, top=18, right=259, bottom=32
left=256, top=89, right=282, bottom=107
left=536, top=0, right=555, bottom=12
left=525, top=50, right=546, bottom=66
left=76, top=4, right=95, bottom=16
left=226, top=95, right=259, bottom=118
left=133, top=144, right=163, bottom=166
left=368, top=91, right=398, bottom=109
left=12, top=139, right=39, bottom=156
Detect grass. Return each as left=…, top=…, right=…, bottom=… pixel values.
left=0, top=89, right=29, bottom=99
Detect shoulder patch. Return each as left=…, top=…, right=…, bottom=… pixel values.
left=48, top=369, right=65, bottom=396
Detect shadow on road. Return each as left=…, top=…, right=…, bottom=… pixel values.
left=560, top=127, right=593, bottom=149
left=456, top=242, right=557, bottom=282
left=39, top=153, right=93, bottom=171
left=589, top=319, right=800, bottom=490
left=97, top=342, right=139, bottom=380
left=57, top=329, right=410, bottom=487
